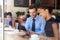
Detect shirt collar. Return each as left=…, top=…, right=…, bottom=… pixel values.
left=30, top=15, right=39, bottom=20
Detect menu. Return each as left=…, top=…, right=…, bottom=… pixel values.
left=14, top=0, right=29, bottom=7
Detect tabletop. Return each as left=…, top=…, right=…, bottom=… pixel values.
left=4, top=27, right=57, bottom=40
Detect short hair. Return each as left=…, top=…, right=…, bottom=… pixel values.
left=17, top=15, right=20, bottom=17
left=7, top=12, right=12, bottom=16
left=38, top=5, right=53, bottom=14
left=29, top=4, right=37, bottom=11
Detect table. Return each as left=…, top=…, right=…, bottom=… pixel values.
left=4, top=27, right=59, bottom=40
left=4, top=27, right=28, bottom=40
left=5, top=34, right=55, bottom=40
left=5, top=28, right=53, bottom=40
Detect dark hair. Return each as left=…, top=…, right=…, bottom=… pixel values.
left=17, top=15, right=21, bottom=17
left=38, top=5, right=53, bottom=14
left=29, top=4, right=37, bottom=11
left=7, top=12, right=12, bottom=16
left=5, top=12, right=12, bottom=18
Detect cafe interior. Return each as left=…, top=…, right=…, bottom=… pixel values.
left=4, top=0, right=60, bottom=40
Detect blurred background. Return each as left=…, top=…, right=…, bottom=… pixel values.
left=4, top=0, right=60, bottom=21
left=4, top=0, right=60, bottom=40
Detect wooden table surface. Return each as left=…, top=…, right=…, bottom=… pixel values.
left=5, top=34, right=56, bottom=40
left=4, top=31, right=55, bottom=40
left=4, top=27, right=60, bottom=40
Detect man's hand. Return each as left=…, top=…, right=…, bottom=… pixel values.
left=28, top=30, right=36, bottom=35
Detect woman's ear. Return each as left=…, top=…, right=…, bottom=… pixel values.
left=45, top=9, right=49, bottom=15
left=45, top=9, right=48, bottom=12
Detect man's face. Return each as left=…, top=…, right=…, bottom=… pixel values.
left=18, top=16, right=24, bottom=22
left=29, top=8, right=37, bottom=18
left=18, top=16, right=21, bottom=22
left=37, top=8, right=47, bottom=18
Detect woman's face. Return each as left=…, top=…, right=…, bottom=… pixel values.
left=37, top=8, right=47, bottom=18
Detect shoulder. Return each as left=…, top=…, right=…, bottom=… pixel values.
left=26, top=17, right=31, bottom=20
left=50, top=17, right=56, bottom=22
left=26, top=17, right=32, bottom=22
left=36, top=15, right=46, bottom=23
left=47, top=17, right=57, bottom=25
left=37, top=15, right=45, bottom=19
left=37, top=15, right=46, bottom=21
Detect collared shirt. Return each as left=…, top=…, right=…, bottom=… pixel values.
left=25, top=15, right=46, bottom=35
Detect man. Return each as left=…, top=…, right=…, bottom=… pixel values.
left=25, top=5, right=46, bottom=35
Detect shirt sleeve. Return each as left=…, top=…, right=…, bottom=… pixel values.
left=25, top=18, right=30, bottom=31
left=36, top=19, right=46, bottom=35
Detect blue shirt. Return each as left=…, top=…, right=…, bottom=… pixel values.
left=8, top=19, right=12, bottom=27
left=25, top=15, right=46, bottom=35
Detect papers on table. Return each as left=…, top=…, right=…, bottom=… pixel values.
left=4, top=27, right=19, bottom=35
left=4, top=27, right=14, bottom=31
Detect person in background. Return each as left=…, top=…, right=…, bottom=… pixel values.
left=25, top=4, right=46, bottom=35
left=4, top=12, right=13, bottom=27
left=5, top=14, right=12, bottom=27
left=37, top=5, right=59, bottom=40
left=4, top=12, right=12, bottom=18
left=12, top=15, right=26, bottom=31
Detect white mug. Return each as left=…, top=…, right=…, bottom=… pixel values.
left=30, top=34, right=39, bottom=40
left=15, top=23, right=18, bottom=29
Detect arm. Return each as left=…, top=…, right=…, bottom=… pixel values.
left=12, top=20, right=15, bottom=28
left=52, top=23, right=59, bottom=40
left=25, top=18, right=30, bottom=31
left=36, top=23, right=46, bottom=35
left=36, top=19, right=46, bottom=35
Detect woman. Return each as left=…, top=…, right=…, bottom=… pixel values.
left=37, top=5, right=59, bottom=40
